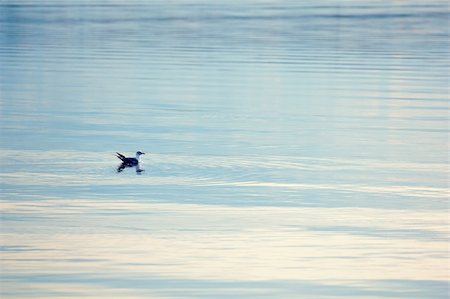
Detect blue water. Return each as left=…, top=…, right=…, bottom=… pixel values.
left=1, top=1, right=449, bottom=298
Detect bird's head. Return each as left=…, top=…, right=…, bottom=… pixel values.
left=136, top=151, right=145, bottom=156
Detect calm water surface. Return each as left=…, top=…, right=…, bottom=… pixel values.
left=1, top=1, right=449, bottom=298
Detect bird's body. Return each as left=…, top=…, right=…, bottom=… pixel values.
left=116, top=151, right=145, bottom=166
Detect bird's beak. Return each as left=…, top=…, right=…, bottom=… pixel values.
left=142, top=153, right=145, bottom=155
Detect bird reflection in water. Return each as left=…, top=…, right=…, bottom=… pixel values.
left=117, top=162, right=145, bottom=174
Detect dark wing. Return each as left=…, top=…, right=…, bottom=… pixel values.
left=116, top=152, right=126, bottom=161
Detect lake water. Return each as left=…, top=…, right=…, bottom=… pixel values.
left=0, top=1, right=448, bottom=298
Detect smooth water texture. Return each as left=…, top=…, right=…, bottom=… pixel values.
left=1, top=1, right=449, bottom=298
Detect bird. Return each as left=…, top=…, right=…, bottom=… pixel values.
left=116, top=151, right=145, bottom=166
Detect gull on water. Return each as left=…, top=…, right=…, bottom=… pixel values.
left=116, top=151, right=145, bottom=174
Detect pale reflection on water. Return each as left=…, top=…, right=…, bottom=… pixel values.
left=1, top=0, right=449, bottom=298
left=2, top=200, right=448, bottom=298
